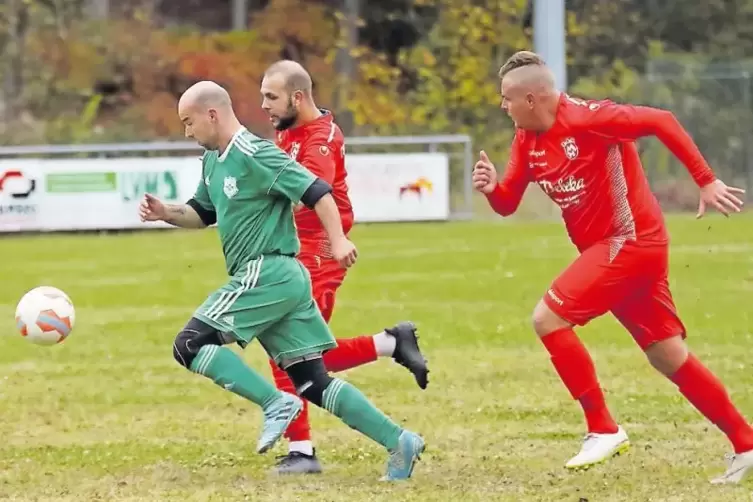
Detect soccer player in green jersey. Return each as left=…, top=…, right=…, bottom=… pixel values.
left=139, top=80, right=425, bottom=481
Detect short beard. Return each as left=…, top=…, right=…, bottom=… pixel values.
left=274, top=98, right=298, bottom=131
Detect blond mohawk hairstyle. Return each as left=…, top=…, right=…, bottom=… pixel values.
left=498, top=51, right=546, bottom=79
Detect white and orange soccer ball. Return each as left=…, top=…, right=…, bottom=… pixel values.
left=15, top=286, right=75, bottom=345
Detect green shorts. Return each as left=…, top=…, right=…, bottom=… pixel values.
left=194, top=254, right=336, bottom=365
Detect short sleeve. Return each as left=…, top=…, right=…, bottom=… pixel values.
left=253, top=143, right=317, bottom=203
left=191, top=155, right=214, bottom=210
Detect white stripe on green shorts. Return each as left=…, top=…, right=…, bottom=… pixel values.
left=205, top=256, right=264, bottom=321
left=204, top=260, right=254, bottom=319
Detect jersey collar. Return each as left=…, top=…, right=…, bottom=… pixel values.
left=287, top=109, right=332, bottom=137
left=218, top=126, right=247, bottom=162
left=533, top=94, right=567, bottom=139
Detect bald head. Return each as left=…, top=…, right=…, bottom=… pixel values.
left=179, top=80, right=233, bottom=112
left=263, top=60, right=313, bottom=95
left=178, top=80, right=242, bottom=151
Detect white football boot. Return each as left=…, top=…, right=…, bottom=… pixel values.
left=711, top=450, right=753, bottom=485
left=565, top=426, right=630, bottom=470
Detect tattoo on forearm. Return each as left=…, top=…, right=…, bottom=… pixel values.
left=164, top=205, right=186, bottom=224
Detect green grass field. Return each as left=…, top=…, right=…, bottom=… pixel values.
left=1, top=214, right=753, bottom=501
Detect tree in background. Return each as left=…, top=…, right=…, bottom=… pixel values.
left=3, top=0, right=753, bottom=153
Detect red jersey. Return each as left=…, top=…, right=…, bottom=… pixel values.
left=276, top=111, right=354, bottom=255
left=486, top=94, right=717, bottom=251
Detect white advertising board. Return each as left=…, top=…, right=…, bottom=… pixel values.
left=344, top=153, right=450, bottom=223
left=0, top=157, right=201, bottom=232
left=0, top=151, right=449, bottom=232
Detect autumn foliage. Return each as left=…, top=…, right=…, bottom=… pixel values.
left=0, top=0, right=550, bottom=152
left=3, top=0, right=753, bottom=192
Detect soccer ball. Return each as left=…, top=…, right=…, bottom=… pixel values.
left=15, top=286, right=75, bottom=345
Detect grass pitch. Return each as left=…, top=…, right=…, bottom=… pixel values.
left=1, top=214, right=753, bottom=501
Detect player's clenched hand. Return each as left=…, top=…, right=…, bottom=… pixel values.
left=697, top=179, right=746, bottom=219
left=139, top=193, right=167, bottom=222
left=472, top=150, right=498, bottom=194
left=331, top=237, right=358, bottom=269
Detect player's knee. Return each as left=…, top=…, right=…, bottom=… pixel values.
left=173, top=318, right=223, bottom=369
left=644, top=335, right=688, bottom=376
left=284, top=358, right=333, bottom=408
left=531, top=299, right=570, bottom=337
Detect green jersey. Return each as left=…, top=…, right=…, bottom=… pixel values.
left=191, top=128, right=317, bottom=275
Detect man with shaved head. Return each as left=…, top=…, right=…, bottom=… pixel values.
left=259, top=60, right=429, bottom=475
left=474, top=51, right=753, bottom=483
left=139, top=80, right=426, bottom=481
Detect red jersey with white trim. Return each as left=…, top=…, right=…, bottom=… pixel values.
left=276, top=111, right=354, bottom=256
left=486, top=94, right=717, bottom=252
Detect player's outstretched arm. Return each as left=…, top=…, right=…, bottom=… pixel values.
left=138, top=193, right=211, bottom=229
left=582, top=101, right=745, bottom=216
left=583, top=102, right=716, bottom=186
left=162, top=203, right=209, bottom=228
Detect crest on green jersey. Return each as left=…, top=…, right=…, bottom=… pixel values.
left=223, top=176, right=239, bottom=199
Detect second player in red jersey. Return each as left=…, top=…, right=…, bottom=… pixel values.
left=260, top=60, right=429, bottom=475
left=277, top=111, right=353, bottom=254
left=275, top=95, right=353, bottom=323
left=474, top=51, right=752, bottom=484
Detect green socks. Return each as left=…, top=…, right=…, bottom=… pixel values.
left=322, top=378, right=402, bottom=450
left=191, top=345, right=280, bottom=409
left=190, top=349, right=403, bottom=452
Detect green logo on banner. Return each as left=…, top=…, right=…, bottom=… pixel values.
left=120, top=171, right=178, bottom=202
left=46, top=172, right=117, bottom=193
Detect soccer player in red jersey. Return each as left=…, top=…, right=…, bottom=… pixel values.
left=260, top=60, right=429, bottom=474
left=473, top=51, right=752, bottom=483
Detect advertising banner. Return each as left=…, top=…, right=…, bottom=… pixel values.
left=0, top=151, right=450, bottom=232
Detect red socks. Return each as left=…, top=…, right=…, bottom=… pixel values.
left=541, top=329, right=753, bottom=452
left=322, top=336, right=378, bottom=373
left=541, top=328, right=619, bottom=434
left=671, top=354, right=753, bottom=454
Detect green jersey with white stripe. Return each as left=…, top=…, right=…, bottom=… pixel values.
left=191, top=128, right=317, bottom=276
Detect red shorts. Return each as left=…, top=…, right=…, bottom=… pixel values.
left=298, top=252, right=347, bottom=323
left=543, top=239, right=686, bottom=350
